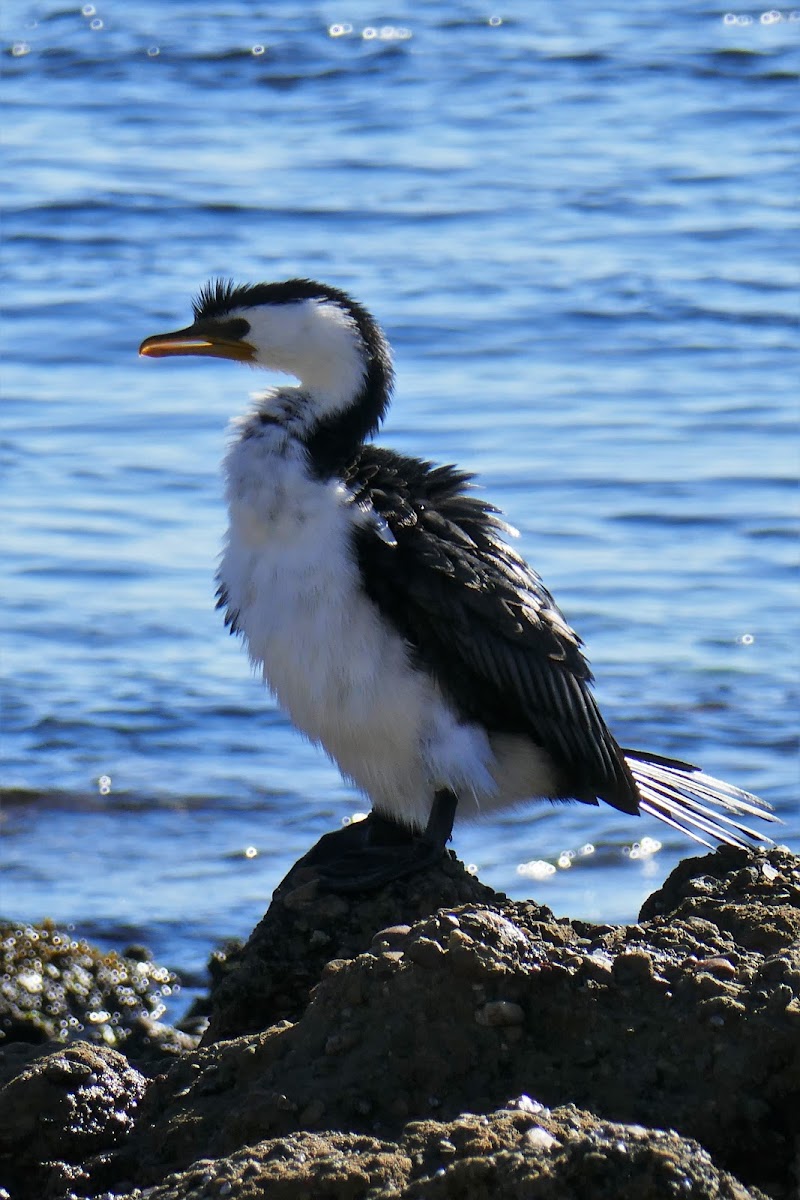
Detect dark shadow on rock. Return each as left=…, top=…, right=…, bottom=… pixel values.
left=202, top=845, right=506, bottom=1044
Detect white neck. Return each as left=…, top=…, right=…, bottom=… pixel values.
left=234, top=298, right=368, bottom=424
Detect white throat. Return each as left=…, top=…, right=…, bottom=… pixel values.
left=233, top=298, right=368, bottom=422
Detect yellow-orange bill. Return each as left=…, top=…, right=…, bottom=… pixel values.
left=138, top=324, right=254, bottom=362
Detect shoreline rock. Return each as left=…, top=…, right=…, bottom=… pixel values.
left=0, top=845, right=797, bottom=1199
left=0, top=921, right=186, bottom=1069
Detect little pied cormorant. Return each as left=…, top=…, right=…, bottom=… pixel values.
left=140, top=278, right=776, bottom=890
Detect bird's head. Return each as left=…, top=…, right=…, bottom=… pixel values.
left=139, top=279, right=394, bottom=465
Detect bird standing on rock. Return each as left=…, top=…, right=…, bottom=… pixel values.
left=140, top=278, right=775, bottom=890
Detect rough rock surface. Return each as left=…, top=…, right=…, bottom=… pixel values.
left=0, top=1041, right=146, bottom=1199
left=203, top=844, right=501, bottom=1041
left=0, top=844, right=797, bottom=1200
left=114, top=1105, right=766, bottom=1200
left=0, top=920, right=182, bottom=1061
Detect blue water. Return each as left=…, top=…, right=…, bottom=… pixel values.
left=2, top=2, right=798, bottom=999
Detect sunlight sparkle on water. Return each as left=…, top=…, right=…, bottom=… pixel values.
left=343, top=811, right=369, bottom=826
left=361, top=26, right=412, bottom=41
left=517, top=859, right=557, bottom=881
left=327, top=23, right=411, bottom=40
left=721, top=10, right=793, bottom=22
left=624, top=836, right=662, bottom=861
left=517, top=840, right=596, bottom=881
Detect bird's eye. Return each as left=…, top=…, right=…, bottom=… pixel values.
left=223, top=318, right=251, bottom=340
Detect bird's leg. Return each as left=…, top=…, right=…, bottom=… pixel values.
left=299, top=789, right=459, bottom=893
left=422, top=788, right=458, bottom=849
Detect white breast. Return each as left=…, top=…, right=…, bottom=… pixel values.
left=218, top=415, right=499, bottom=831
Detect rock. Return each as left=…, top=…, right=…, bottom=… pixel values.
left=0, top=920, right=181, bottom=1059
left=202, top=848, right=503, bottom=1043
left=0, top=1041, right=146, bottom=1198
left=0, top=846, right=797, bottom=1199
left=111, top=1106, right=768, bottom=1199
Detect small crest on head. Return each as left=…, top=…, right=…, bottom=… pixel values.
left=192, top=278, right=366, bottom=324
left=193, top=278, right=239, bottom=322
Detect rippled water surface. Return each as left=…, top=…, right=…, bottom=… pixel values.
left=2, top=1, right=798, bottom=994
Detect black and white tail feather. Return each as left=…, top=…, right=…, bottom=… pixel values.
left=624, top=750, right=776, bottom=849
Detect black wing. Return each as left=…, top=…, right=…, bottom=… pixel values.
left=345, top=445, right=640, bottom=814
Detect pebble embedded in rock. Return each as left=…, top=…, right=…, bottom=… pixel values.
left=475, top=1000, right=525, bottom=1027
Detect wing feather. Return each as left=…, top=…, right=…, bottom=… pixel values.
left=346, top=446, right=639, bottom=813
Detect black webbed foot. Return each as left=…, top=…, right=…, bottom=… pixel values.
left=299, top=791, right=459, bottom=894
left=314, top=838, right=448, bottom=893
